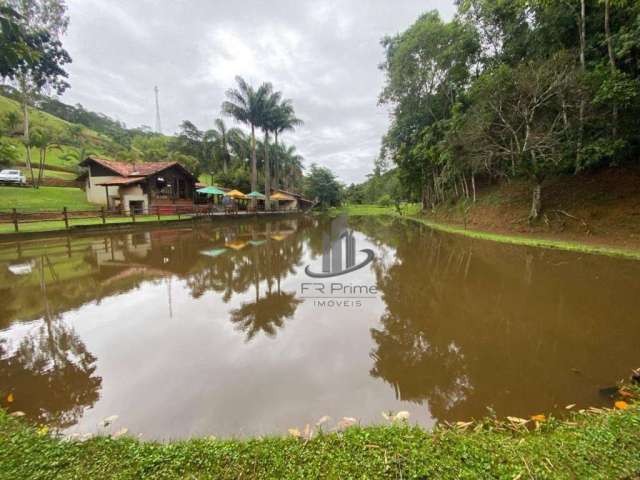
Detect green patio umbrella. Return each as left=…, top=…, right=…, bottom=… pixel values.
left=197, top=186, right=226, bottom=195
left=246, top=191, right=266, bottom=200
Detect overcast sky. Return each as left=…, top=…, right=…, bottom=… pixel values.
left=60, top=0, right=455, bottom=184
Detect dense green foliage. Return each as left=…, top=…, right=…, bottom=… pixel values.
left=1, top=401, right=639, bottom=479
left=303, top=164, right=343, bottom=208
left=344, top=167, right=409, bottom=205
left=379, top=1, right=640, bottom=219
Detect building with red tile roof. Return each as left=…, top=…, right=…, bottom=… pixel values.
left=78, top=156, right=197, bottom=212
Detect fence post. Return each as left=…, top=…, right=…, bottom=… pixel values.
left=63, top=207, right=69, bottom=229
left=156, top=206, right=160, bottom=221
left=177, top=205, right=181, bottom=221
left=100, top=207, right=106, bottom=224
left=12, top=208, right=18, bottom=233
left=131, top=207, right=136, bottom=223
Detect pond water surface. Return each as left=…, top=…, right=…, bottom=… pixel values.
left=0, top=216, right=639, bottom=439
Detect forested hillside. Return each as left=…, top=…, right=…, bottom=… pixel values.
left=378, top=0, right=640, bottom=221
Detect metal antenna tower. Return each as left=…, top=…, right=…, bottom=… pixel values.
left=154, top=85, right=162, bottom=134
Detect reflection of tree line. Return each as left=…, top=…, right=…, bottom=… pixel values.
left=0, top=218, right=311, bottom=427
left=0, top=255, right=101, bottom=429
left=353, top=217, right=640, bottom=423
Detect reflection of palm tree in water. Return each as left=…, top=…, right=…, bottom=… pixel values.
left=0, top=255, right=102, bottom=429
left=230, top=232, right=302, bottom=341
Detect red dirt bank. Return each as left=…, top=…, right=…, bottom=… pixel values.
left=422, top=167, right=640, bottom=252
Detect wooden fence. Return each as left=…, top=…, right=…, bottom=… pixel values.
left=0, top=204, right=294, bottom=233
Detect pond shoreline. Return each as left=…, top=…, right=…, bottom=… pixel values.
left=330, top=205, right=640, bottom=260
left=1, top=391, right=638, bottom=479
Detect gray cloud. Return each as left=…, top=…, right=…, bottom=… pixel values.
left=61, top=0, right=455, bottom=183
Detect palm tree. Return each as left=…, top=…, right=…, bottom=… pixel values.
left=281, top=145, right=304, bottom=190
left=259, top=87, right=282, bottom=211
left=208, top=118, right=242, bottom=174
left=221, top=76, right=271, bottom=197
left=271, top=100, right=303, bottom=190
left=227, top=129, right=251, bottom=169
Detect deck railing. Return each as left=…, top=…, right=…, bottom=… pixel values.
left=0, top=204, right=299, bottom=233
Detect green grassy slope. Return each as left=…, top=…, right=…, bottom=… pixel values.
left=0, top=186, right=95, bottom=213
left=0, top=95, right=114, bottom=173
left=0, top=95, right=105, bottom=143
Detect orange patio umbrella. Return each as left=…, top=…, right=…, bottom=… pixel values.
left=225, top=189, right=248, bottom=199
left=270, top=192, right=295, bottom=201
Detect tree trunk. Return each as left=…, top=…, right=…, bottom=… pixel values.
left=264, top=131, right=271, bottom=211
left=250, top=124, right=257, bottom=208
left=577, top=0, right=586, bottom=169
left=250, top=125, right=257, bottom=191
left=471, top=173, right=476, bottom=203
left=222, top=136, right=229, bottom=174
left=273, top=131, right=279, bottom=190
left=604, top=0, right=618, bottom=137
left=22, top=98, right=36, bottom=188
left=529, top=182, right=542, bottom=221
left=37, top=148, right=45, bottom=188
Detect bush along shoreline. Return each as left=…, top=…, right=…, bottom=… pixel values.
left=1, top=385, right=638, bottom=479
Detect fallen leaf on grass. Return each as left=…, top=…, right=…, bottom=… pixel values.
left=9, top=411, right=25, bottom=417
left=507, top=416, right=528, bottom=425
left=565, top=404, right=576, bottom=410
left=530, top=414, right=546, bottom=422
left=455, top=421, right=473, bottom=430
left=37, top=426, right=49, bottom=436
left=614, top=401, right=628, bottom=410
left=394, top=411, right=410, bottom=422
left=6, top=393, right=14, bottom=403
left=112, top=428, right=128, bottom=439
left=382, top=411, right=410, bottom=422
left=315, top=415, right=331, bottom=427
left=288, top=428, right=301, bottom=438
left=618, top=389, right=636, bottom=399
left=336, top=417, right=357, bottom=431
left=100, top=415, right=119, bottom=427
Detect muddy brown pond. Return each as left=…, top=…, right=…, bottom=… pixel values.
left=1, top=215, right=639, bottom=439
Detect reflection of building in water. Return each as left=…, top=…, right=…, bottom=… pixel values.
left=91, top=232, right=153, bottom=265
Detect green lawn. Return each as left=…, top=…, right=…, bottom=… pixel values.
left=1, top=393, right=639, bottom=479
left=0, top=186, right=95, bottom=213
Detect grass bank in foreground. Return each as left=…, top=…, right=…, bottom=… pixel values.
left=1, top=397, right=639, bottom=479
left=329, top=204, right=640, bottom=260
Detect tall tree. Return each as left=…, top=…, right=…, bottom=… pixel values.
left=208, top=118, right=241, bottom=174
left=222, top=76, right=271, bottom=198
left=271, top=100, right=303, bottom=190
left=259, top=85, right=281, bottom=211
left=5, top=0, right=70, bottom=188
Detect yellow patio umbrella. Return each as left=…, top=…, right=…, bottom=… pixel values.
left=270, top=191, right=295, bottom=201
left=225, top=189, right=248, bottom=199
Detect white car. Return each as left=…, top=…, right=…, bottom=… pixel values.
left=0, top=169, right=27, bottom=185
